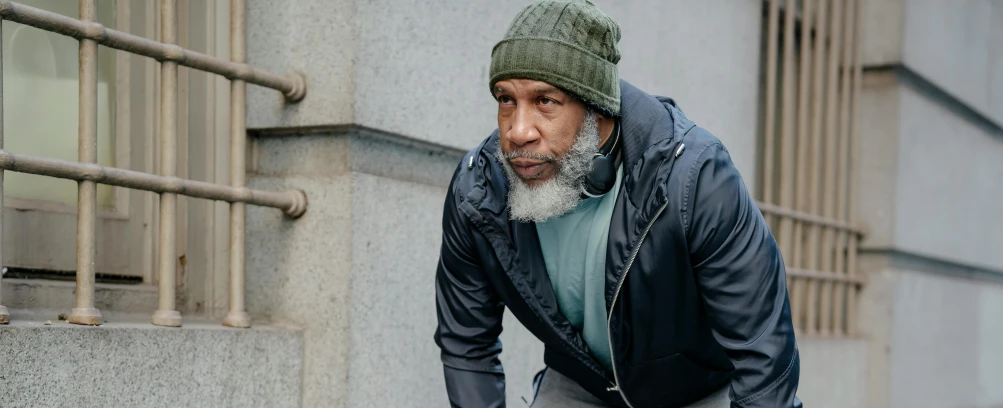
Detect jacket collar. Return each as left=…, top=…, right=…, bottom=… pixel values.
left=618, top=79, right=675, bottom=176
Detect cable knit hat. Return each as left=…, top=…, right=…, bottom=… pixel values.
left=489, top=0, right=622, bottom=116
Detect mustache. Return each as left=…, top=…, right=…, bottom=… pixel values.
left=499, top=150, right=558, bottom=163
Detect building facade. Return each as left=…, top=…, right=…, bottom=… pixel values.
left=0, top=1, right=1000, bottom=407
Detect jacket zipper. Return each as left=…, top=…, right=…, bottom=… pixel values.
left=605, top=201, right=670, bottom=407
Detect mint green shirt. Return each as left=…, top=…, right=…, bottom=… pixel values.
left=534, top=165, right=622, bottom=373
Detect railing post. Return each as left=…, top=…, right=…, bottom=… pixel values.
left=223, top=0, right=250, bottom=328
left=0, top=1, right=306, bottom=327
left=761, top=0, right=779, bottom=229
left=846, top=0, right=865, bottom=336
left=791, top=0, right=815, bottom=334
left=833, top=0, right=858, bottom=336
left=151, top=0, right=182, bottom=327
left=805, top=0, right=831, bottom=336
left=819, top=0, right=846, bottom=337
left=778, top=0, right=797, bottom=265
left=0, top=17, right=8, bottom=325
left=67, top=0, right=102, bottom=326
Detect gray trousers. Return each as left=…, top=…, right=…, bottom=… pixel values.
left=528, top=368, right=731, bottom=408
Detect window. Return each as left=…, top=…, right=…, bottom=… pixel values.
left=756, top=0, right=865, bottom=336
left=1, top=0, right=235, bottom=318
left=3, top=0, right=116, bottom=208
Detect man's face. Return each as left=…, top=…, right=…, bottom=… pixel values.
left=492, top=79, right=602, bottom=223
left=494, top=79, right=589, bottom=186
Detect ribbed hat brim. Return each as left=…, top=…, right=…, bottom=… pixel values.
left=489, top=36, right=620, bottom=115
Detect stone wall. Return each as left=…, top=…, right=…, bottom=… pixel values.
left=858, top=1, right=1003, bottom=406
left=0, top=320, right=302, bottom=408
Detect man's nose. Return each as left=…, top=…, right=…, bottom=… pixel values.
left=507, top=107, right=541, bottom=148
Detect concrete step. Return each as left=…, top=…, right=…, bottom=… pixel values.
left=0, top=310, right=303, bottom=408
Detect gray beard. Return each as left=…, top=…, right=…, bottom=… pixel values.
left=495, top=113, right=600, bottom=223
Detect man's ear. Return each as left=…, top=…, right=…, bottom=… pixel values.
left=595, top=111, right=616, bottom=128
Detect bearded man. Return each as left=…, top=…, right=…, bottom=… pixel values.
left=433, top=1, right=801, bottom=407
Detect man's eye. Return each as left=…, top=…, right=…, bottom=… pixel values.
left=497, top=95, right=514, bottom=104
left=539, top=97, right=553, bottom=105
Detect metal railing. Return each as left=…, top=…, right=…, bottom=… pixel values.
left=759, top=0, right=865, bottom=336
left=0, top=0, right=307, bottom=328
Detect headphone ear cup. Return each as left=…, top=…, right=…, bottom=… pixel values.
left=584, top=154, right=616, bottom=196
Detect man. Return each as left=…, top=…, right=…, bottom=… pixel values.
left=434, top=1, right=801, bottom=407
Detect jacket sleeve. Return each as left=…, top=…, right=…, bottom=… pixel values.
left=434, top=171, right=507, bottom=408
left=684, top=142, right=802, bottom=408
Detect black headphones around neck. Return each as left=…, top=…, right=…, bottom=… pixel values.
left=582, top=120, right=623, bottom=198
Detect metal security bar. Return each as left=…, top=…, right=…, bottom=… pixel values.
left=0, top=0, right=307, bottom=327
left=759, top=0, right=865, bottom=336
left=0, top=0, right=305, bottom=100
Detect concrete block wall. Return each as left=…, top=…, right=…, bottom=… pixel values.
left=887, top=266, right=1003, bottom=408
left=797, top=339, right=869, bottom=408
left=857, top=252, right=1003, bottom=408
left=244, top=132, right=546, bottom=407
left=900, top=0, right=1003, bottom=125
left=858, top=1, right=1003, bottom=407
left=0, top=320, right=302, bottom=408
left=857, top=72, right=1003, bottom=270
left=247, top=0, right=764, bottom=183
left=862, top=0, right=1003, bottom=125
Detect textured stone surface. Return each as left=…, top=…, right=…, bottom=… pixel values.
left=346, top=176, right=429, bottom=404
left=251, top=134, right=351, bottom=177
left=861, top=0, right=906, bottom=66
left=604, top=0, right=763, bottom=183
left=346, top=173, right=547, bottom=407
left=887, top=267, right=1003, bottom=408
left=862, top=0, right=1003, bottom=125
left=345, top=131, right=463, bottom=188
left=901, top=0, right=1003, bottom=125
left=857, top=72, right=1003, bottom=271
left=247, top=0, right=765, bottom=185
left=499, top=311, right=547, bottom=405
left=857, top=254, right=896, bottom=408
left=894, top=82, right=1003, bottom=270
left=856, top=71, right=902, bottom=249
left=251, top=130, right=462, bottom=187
left=345, top=173, right=450, bottom=407
left=246, top=131, right=544, bottom=407
left=797, top=338, right=869, bottom=408
left=246, top=173, right=354, bottom=408
left=994, top=5, right=1003, bottom=123
left=246, top=0, right=355, bottom=129
left=351, top=0, right=524, bottom=152
left=0, top=321, right=302, bottom=408
left=857, top=39, right=1003, bottom=403
left=2, top=279, right=159, bottom=315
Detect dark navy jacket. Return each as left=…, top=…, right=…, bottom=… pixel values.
left=434, top=80, right=801, bottom=408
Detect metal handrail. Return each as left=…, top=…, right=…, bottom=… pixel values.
left=0, top=0, right=306, bottom=102
left=0, top=150, right=307, bottom=218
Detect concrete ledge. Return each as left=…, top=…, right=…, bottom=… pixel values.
left=862, top=248, right=1003, bottom=284
left=865, top=64, right=1003, bottom=135
left=250, top=127, right=464, bottom=188
left=0, top=318, right=303, bottom=408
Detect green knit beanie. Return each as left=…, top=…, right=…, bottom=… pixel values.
left=490, top=0, right=622, bottom=116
